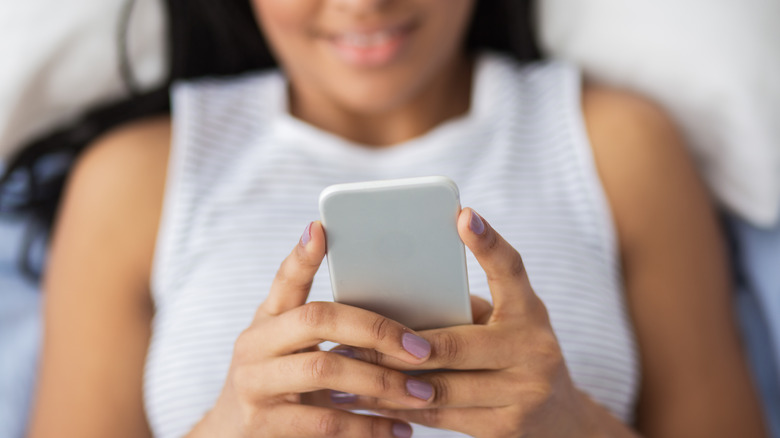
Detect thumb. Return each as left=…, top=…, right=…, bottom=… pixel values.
left=259, top=221, right=326, bottom=316
left=457, top=208, right=534, bottom=317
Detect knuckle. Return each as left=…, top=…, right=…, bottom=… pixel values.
left=315, top=411, right=343, bottom=437
left=374, top=368, right=394, bottom=393
left=288, top=408, right=308, bottom=435
left=299, top=302, right=331, bottom=328
left=420, top=408, right=442, bottom=427
left=492, top=334, right=518, bottom=369
left=293, top=239, right=319, bottom=267
left=508, top=253, right=526, bottom=279
left=534, top=332, right=564, bottom=373
left=273, top=258, right=293, bottom=284
left=232, top=329, right=255, bottom=363
left=370, top=417, right=386, bottom=438
left=492, top=422, right=513, bottom=438
left=428, top=375, right=449, bottom=406
left=485, top=229, right=500, bottom=252
left=495, top=407, right=526, bottom=438
left=523, top=380, right=556, bottom=413
left=432, top=331, right=462, bottom=366
left=231, top=364, right=272, bottom=404
left=487, top=254, right=525, bottom=284
left=304, top=352, right=339, bottom=382
left=529, top=296, right=552, bottom=324
left=362, top=348, right=383, bottom=366
left=496, top=419, right=523, bottom=438
left=237, top=403, right=264, bottom=432
left=296, top=278, right=314, bottom=294
left=231, top=366, right=254, bottom=398
left=275, top=257, right=314, bottom=288
left=370, top=315, right=392, bottom=343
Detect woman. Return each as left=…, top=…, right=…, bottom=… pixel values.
left=20, top=0, right=765, bottom=437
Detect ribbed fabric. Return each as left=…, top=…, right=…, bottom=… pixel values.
left=145, top=53, right=639, bottom=437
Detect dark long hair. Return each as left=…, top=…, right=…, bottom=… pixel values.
left=0, top=0, right=540, bottom=279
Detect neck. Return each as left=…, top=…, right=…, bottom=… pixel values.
left=288, top=54, right=474, bottom=147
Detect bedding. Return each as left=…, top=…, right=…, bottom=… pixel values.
left=0, top=213, right=41, bottom=438
left=538, top=0, right=780, bottom=227
left=0, top=0, right=166, bottom=161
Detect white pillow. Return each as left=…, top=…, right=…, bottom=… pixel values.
left=538, top=0, right=780, bottom=227
left=0, top=0, right=166, bottom=161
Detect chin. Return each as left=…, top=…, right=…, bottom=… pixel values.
left=326, top=73, right=425, bottom=116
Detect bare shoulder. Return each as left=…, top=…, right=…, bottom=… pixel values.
left=75, top=114, right=172, bottom=204
left=71, top=115, right=171, bottom=209
left=61, top=115, right=172, bottom=281
left=581, top=83, right=710, bottom=253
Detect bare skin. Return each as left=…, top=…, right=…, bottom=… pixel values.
left=27, top=1, right=766, bottom=437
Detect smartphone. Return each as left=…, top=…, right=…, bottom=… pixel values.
left=319, top=176, right=472, bottom=330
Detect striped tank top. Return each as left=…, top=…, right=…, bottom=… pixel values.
left=145, top=53, right=640, bottom=437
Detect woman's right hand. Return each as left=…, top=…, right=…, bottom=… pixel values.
left=187, top=221, right=434, bottom=438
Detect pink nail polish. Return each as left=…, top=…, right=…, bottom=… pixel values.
left=406, top=379, right=434, bottom=400
left=402, top=333, right=431, bottom=359
left=300, top=222, right=312, bottom=246
left=468, top=210, right=485, bottom=235
left=393, top=422, right=413, bottom=438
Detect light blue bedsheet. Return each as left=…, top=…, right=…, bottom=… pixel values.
left=0, top=214, right=41, bottom=438
left=730, top=215, right=780, bottom=437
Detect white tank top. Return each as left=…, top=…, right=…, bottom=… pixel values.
left=145, top=53, right=640, bottom=437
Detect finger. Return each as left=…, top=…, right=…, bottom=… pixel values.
left=335, top=324, right=512, bottom=371
left=266, top=404, right=413, bottom=438
left=457, top=208, right=534, bottom=317
left=374, top=407, right=496, bottom=437
left=346, top=370, right=516, bottom=410
left=258, top=301, right=431, bottom=363
left=257, top=351, right=433, bottom=408
left=260, top=221, right=326, bottom=316
left=470, top=295, right=493, bottom=324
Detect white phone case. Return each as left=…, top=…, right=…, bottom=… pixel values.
left=319, top=176, right=472, bottom=330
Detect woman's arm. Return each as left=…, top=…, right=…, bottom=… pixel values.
left=28, top=117, right=171, bottom=438
left=584, top=85, right=767, bottom=437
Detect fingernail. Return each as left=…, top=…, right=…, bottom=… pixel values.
left=402, top=333, right=431, bottom=359
left=406, top=379, right=434, bottom=401
left=330, top=390, right=358, bottom=404
left=393, top=422, right=413, bottom=438
left=300, top=222, right=312, bottom=247
left=330, top=348, right=355, bottom=359
left=469, top=210, right=485, bottom=235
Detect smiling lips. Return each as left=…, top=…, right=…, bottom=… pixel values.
left=325, top=23, right=415, bottom=68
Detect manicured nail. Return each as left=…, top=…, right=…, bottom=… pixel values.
left=330, top=348, right=355, bottom=359
left=300, top=222, right=312, bottom=247
left=330, top=390, right=358, bottom=404
left=393, top=422, right=413, bottom=438
left=402, top=333, right=431, bottom=359
left=469, top=210, right=485, bottom=235
left=406, top=379, right=434, bottom=400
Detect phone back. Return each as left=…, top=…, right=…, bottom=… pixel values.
left=319, top=176, right=472, bottom=330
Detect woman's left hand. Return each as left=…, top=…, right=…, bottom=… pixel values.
left=330, top=208, right=615, bottom=437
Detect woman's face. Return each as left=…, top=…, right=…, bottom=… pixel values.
left=251, top=0, right=476, bottom=116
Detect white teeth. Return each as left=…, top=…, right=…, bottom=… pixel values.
left=337, top=30, right=395, bottom=47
